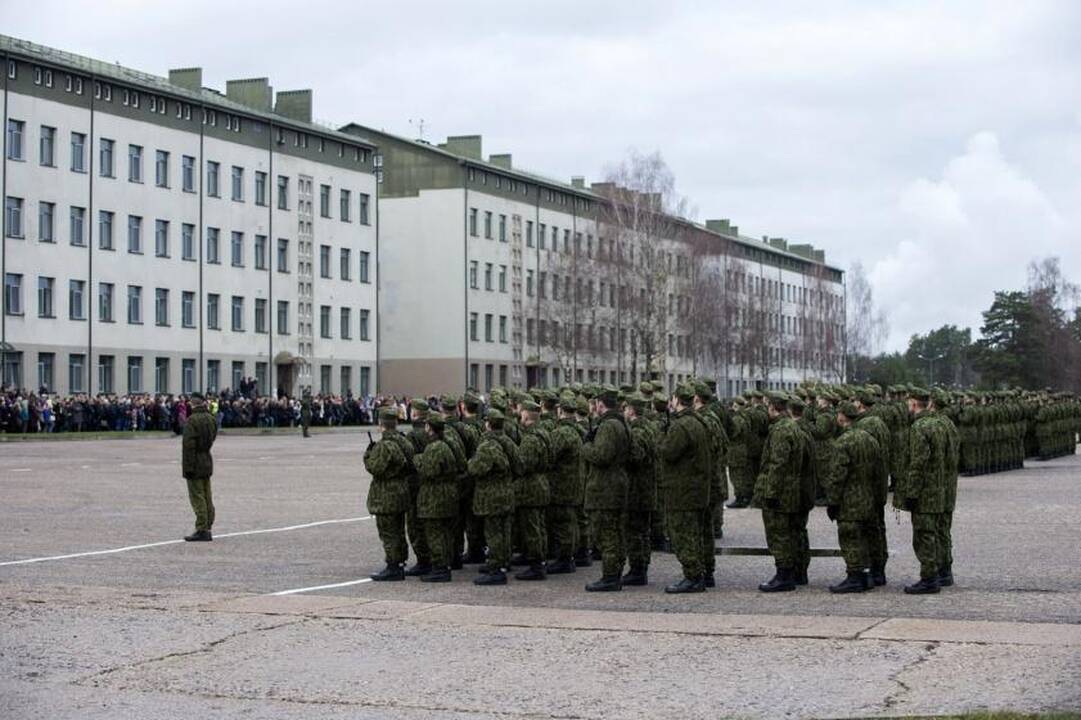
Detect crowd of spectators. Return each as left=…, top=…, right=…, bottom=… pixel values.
left=0, top=382, right=412, bottom=434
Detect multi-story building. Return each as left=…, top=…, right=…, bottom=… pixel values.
left=341, top=125, right=845, bottom=397
left=1, top=36, right=378, bottom=397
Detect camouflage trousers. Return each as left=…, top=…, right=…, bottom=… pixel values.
left=482, top=513, right=513, bottom=572
left=624, top=509, right=652, bottom=570
left=728, top=464, right=755, bottom=501
left=762, top=509, right=810, bottom=571
left=375, top=513, right=408, bottom=565
left=456, top=492, right=486, bottom=560
left=547, top=505, right=579, bottom=562
left=577, top=503, right=592, bottom=553
left=186, top=476, right=215, bottom=532
left=667, top=509, right=707, bottom=581
left=515, top=506, right=548, bottom=565
left=590, top=509, right=626, bottom=578
left=407, top=503, right=430, bottom=565
left=939, top=511, right=954, bottom=570
left=869, top=504, right=889, bottom=572
left=836, top=520, right=872, bottom=573
left=910, top=511, right=945, bottom=580
left=650, top=497, right=667, bottom=544
left=425, top=517, right=456, bottom=570
left=703, top=503, right=719, bottom=575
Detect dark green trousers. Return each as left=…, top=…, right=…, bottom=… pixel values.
left=576, top=503, right=591, bottom=554
left=729, top=464, right=755, bottom=500
left=762, top=508, right=807, bottom=570
left=624, top=509, right=652, bottom=570
left=937, top=511, right=953, bottom=570
left=837, top=520, right=871, bottom=573
left=869, top=504, right=889, bottom=571
left=375, top=513, right=407, bottom=565
left=667, top=509, right=705, bottom=580
left=547, top=505, right=578, bottom=562
left=186, top=476, right=215, bottom=532
left=911, top=511, right=941, bottom=580
left=424, top=516, right=456, bottom=570
left=703, top=503, right=719, bottom=575
left=515, top=506, right=547, bottom=564
left=590, top=509, right=625, bottom=578
left=407, top=504, right=430, bottom=565
left=482, top=513, right=512, bottom=572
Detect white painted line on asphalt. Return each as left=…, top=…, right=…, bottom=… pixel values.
left=10, top=468, right=31, bottom=473
left=120, top=462, right=140, bottom=467
left=0, top=516, right=372, bottom=567
left=270, top=577, right=372, bottom=596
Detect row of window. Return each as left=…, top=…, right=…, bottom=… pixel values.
left=4, top=120, right=372, bottom=220
left=2, top=273, right=372, bottom=340
left=467, top=312, right=511, bottom=344
left=466, top=166, right=592, bottom=212
left=726, top=270, right=842, bottom=308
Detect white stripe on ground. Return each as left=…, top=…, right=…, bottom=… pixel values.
left=10, top=468, right=32, bottom=472
left=0, top=516, right=372, bottom=567
left=270, top=577, right=373, bottom=596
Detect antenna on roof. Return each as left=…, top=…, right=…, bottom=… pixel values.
left=409, top=117, right=426, bottom=141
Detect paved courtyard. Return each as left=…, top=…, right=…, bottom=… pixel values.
left=2, top=429, right=1079, bottom=718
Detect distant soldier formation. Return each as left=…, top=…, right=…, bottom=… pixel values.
left=355, top=382, right=1079, bottom=595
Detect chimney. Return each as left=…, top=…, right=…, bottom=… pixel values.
left=226, top=78, right=273, bottom=112
left=571, top=176, right=585, bottom=189
left=489, top=153, right=512, bottom=169
left=789, top=243, right=815, bottom=260
left=274, top=90, right=312, bottom=123
left=590, top=181, right=616, bottom=196
left=439, top=135, right=483, bottom=160
left=768, top=237, right=788, bottom=251
left=705, top=219, right=732, bottom=234
left=168, top=67, right=203, bottom=92
left=814, top=250, right=825, bottom=263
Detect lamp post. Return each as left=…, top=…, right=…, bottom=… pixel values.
left=917, top=351, right=947, bottom=386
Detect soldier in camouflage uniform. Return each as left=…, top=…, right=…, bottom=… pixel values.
left=853, top=391, right=891, bottom=587
left=453, top=392, right=486, bottom=564
left=547, top=394, right=584, bottom=574
left=726, top=397, right=754, bottom=509
left=649, top=387, right=672, bottom=550
left=300, top=387, right=312, bottom=438
left=404, top=398, right=433, bottom=576
left=515, top=400, right=552, bottom=580
left=930, top=388, right=960, bottom=588
left=363, top=408, right=413, bottom=581
left=825, top=402, right=880, bottom=593
left=788, top=395, right=816, bottom=585
left=468, top=410, right=516, bottom=585
left=622, top=393, right=657, bottom=586
left=693, top=380, right=728, bottom=586
left=182, top=393, right=218, bottom=542
left=581, top=386, right=630, bottom=592
left=413, top=415, right=461, bottom=582
left=573, top=394, right=594, bottom=567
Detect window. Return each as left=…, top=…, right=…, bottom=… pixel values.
left=499, top=265, right=507, bottom=292
left=359, top=193, right=370, bottom=225
left=277, top=175, right=289, bottom=209
left=69, top=353, right=86, bottom=393
left=499, top=315, right=507, bottom=343
left=126, top=285, right=141, bottom=324
left=69, top=206, right=85, bottom=246
left=320, top=305, right=331, bottom=338
left=254, top=235, right=267, bottom=270
left=359, top=251, right=370, bottom=283
left=127, top=144, right=142, bottom=182
left=69, top=132, right=88, bottom=173
left=155, top=288, right=169, bottom=326
left=4, top=197, right=22, bottom=237
left=155, top=219, right=169, bottom=257
left=276, top=301, right=289, bottom=334
left=97, top=355, right=114, bottom=394
left=231, top=166, right=243, bottom=201
left=182, top=291, right=194, bottom=328
left=206, top=360, right=220, bottom=393
left=360, top=366, right=371, bottom=396
left=499, top=214, right=506, bottom=242
left=526, top=269, right=534, bottom=297
left=5, top=120, right=23, bottom=161
left=207, top=293, right=220, bottom=330
left=277, top=238, right=289, bottom=272
left=39, top=125, right=55, bottom=166
left=319, top=365, right=331, bottom=394
left=37, top=276, right=54, bottom=317
left=340, top=189, right=351, bottom=221
left=206, top=161, right=219, bottom=197
left=127, top=356, right=143, bottom=393
left=340, top=248, right=351, bottom=280
left=100, top=139, right=115, bottom=177
left=469, top=363, right=479, bottom=390
left=539, top=271, right=547, bottom=299
left=181, top=223, right=195, bottom=260
left=485, top=263, right=493, bottom=291
left=469, top=208, right=478, bottom=237
left=484, top=364, right=493, bottom=391
left=206, top=227, right=220, bottom=264
left=37, top=201, right=54, bottom=242
left=319, top=184, right=331, bottom=217
left=319, top=245, right=331, bottom=278
left=231, top=231, right=244, bottom=266
left=65, top=279, right=86, bottom=321
left=255, top=171, right=267, bottom=205
left=4, top=273, right=22, bottom=315
left=98, top=282, right=113, bottom=322
left=182, top=358, right=195, bottom=394
left=231, top=361, right=244, bottom=391
left=340, top=366, right=352, bottom=395
left=255, top=298, right=267, bottom=333
left=154, top=358, right=169, bottom=394
left=127, top=215, right=143, bottom=254
left=499, top=364, right=508, bottom=387
left=155, top=150, right=169, bottom=187
left=254, top=363, right=266, bottom=394
left=360, top=309, right=370, bottom=340
left=340, top=307, right=352, bottom=339
left=539, top=223, right=546, bottom=250
left=182, top=155, right=195, bottom=192
left=484, top=313, right=493, bottom=342
left=231, top=296, right=244, bottom=332
left=469, top=261, right=478, bottom=289
left=526, top=220, right=534, bottom=247
left=469, top=312, right=478, bottom=341
left=38, top=353, right=55, bottom=391
left=484, top=211, right=492, bottom=239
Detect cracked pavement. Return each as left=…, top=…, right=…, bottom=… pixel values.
left=1, top=432, right=1080, bottom=718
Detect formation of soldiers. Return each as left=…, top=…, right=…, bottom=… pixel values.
left=361, top=380, right=1080, bottom=595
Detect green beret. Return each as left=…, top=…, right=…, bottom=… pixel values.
left=520, top=399, right=541, bottom=413
left=378, top=407, right=399, bottom=422
left=653, top=395, right=669, bottom=411
left=837, top=401, right=861, bottom=419
left=674, top=383, right=696, bottom=403
left=486, top=409, right=505, bottom=427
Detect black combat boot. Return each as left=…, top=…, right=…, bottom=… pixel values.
left=622, top=566, right=648, bottom=586
left=585, top=575, right=622, bottom=592
left=404, top=561, right=432, bottom=577
left=704, top=573, right=716, bottom=588
left=421, top=566, right=452, bottom=583
left=870, top=566, right=887, bottom=587
left=903, top=577, right=941, bottom=594
left=758, top=568, right=796, bottom=593
left=573, top=548, right=593, bottom=567
left=937, top=565, right=954, bottom=587
left=665, top=577, right=706, bottom=594
left=829, top=571, right=869, bottom=594
left=725, top=497, right=749, bottom=509
left=474, top=568, right=508, bottom=586
left=461, top=549, right=487, bottom=565
left=515, top=563, right=547, bottom=581
left=590, top=547, right=603, bottom=561
left=370, top=564, right=405, bottom=582
left=795, top=568, right=809, bottom=586
left=184, top=530, right=212, bottom=542
left=547, top=558, right=576, bottom=575
left=651, top=536, right=671, bottom=552
left=509, top=553, right=529, bottom=568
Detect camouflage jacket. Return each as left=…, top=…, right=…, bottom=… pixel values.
left=625, top=416, right=658, bottom=512
left=181, top=406, right=217, bottom=479
left=755, top=415, right=813, bottom=513
left=467, top=431, right=514, bottom=516
left=548, top=419, right=584, bottom=506
left=895, top=411, right=950, bottom=514
left=415, top=437, right=459, bottom=519
left=828, top=426, right=878, bottom=522
left=516, top=425, right=552, bottom=508
left=581, top=410, right=630, bottom=511
left=364, top=434, right=411, bottom=514
left=657, top=408, right=711, bottom=511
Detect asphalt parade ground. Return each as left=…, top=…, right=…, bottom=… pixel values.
left=2, top=429, right=1080, bottom=718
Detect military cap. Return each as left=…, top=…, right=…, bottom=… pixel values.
left=378, top=407, right=399, bottom=422
left=409, top=398, right=429, bottom=417
left=558, top=393, right=578, bottom=412
left=636, top=381, right=654, bottom=397
left=818, top=389, right=838, bottom=403
left=693, top=380, right=712, bottom=400
left=619, top=384, right=635, bottom=396
left=426, top=414, right=446, bottom=430
left=855, top=387, right=877, bottom=406
left=520, top=399, right=541, bottom=413
left=908, top=387, right=931, bottom=402
left=733, top=396, right=748, bottom=407
left=837, top=401, right=862, bottom=419
left=486, top=408, right=505, bottom=427
left=463, top=391, right=482, bottom=410
left=653, top=395, right=669, bottom=411
left=576, top=397, right=590, bottom=416
left=803, top=386, right=818, bottom=400
left=439, top=394, right=459, bottom=410
left=751, top=389, right=765, bottom=400
left=626, top=393, right=649, bottom=412
left=489, top=394, right=508, bottom=411
left=766, top=391, right=789, bottom=409
left=788, top=395, right=806, bottom=412
left=595, top=384, right=620, bottom=407
left=704, top=379, right=718, bottom=393
left=674, top=382, right=697, bottom=403
left=931, top=388, right=952, bottom=406
left=651, top=380, right=665, bottom=394
left=529, top=388, right=545, bottom=401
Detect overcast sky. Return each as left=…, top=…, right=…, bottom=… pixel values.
left=7, top=1, right=1080, bottom=351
